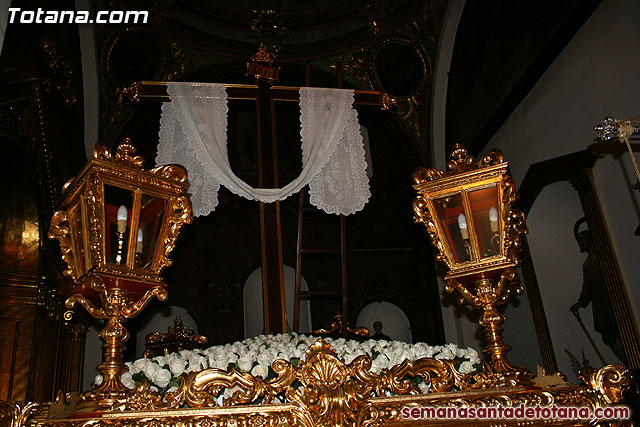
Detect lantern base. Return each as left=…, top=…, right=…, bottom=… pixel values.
left=445, top=268, right=532, bottom=387
left=65, top=277, right=168, bottom=413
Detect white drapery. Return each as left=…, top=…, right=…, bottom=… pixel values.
left=156, top=82, right=370, bottom=217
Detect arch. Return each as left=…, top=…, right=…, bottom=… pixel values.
left=243, top=265, right=312, bottom=338
left=356, top=301, right=412, bottom=343
left=431, top=1, right=466, bottom=170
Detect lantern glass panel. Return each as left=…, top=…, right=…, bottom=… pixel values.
left=468, top=185, right=500, bottom=259
left=104, top=185, right=134, bottom=265
left=70, top=203, right=86, bottom=274
left=433, top=194, right=471, bottom=264
left=135, top=194, right=167, bottom=268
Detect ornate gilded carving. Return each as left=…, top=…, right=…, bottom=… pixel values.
left=123, top=338, right=476, bottom=418
left=413, top=145, right=506, bottom=183
left=49, top=140, right=192, bottom=286
left=119, top=81, right=141, bottom=103
left=37, top=286, right=63, bottom=320
left=413, top=146, right=532, bottom=385
left=85, top=172, right=104, bottom=268
left=66, top=279, right=168, bottom=410
left=412, top=195, right=446, bottom=263
left=48, top=211, right=75, bottom=280
left=445, top=269, right=531, bottom=386
left=578, top=364, right=632, bottom=405
left=47, top=139, right=192, bottom=411
left=153, top=195, right=193, bottom=272
left=0, top=401, right=43, bottom=427
left=40, top=36, right=77, bottom=107
left=3, top=345, right=633, bottom=427
left=144, top=315, right=208, bottom=358
left=113, top=139, right=145, bottom=169
left=312, top=313, right=369, bottom=339
left=250, top=9, right=286, bottom=60
left=150, top=165, right=189, bottom=184
left=412, top=145, right=526, bottom=274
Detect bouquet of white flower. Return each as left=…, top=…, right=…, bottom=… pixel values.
left=95, top=333, right=481, bottom=398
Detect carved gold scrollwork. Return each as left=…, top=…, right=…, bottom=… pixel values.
left=120, top=81, right=141, bottom=103
left=92, top=143, right=113, bottom=161
left=40, top=36, right=77, bottom=107
left=154, top=195, right=193, bottom=273
left=114, top=139, right=145, bottom=169
left=445, top=269, right=531, bottom=386
left=0, top=401, right=42, bottom=427
left=502, top=174, right=528, bottom=265
left=150, top=165, right=189, bottom=184
left=578, top=364, right=632, bottom=405
left=48, top=211, right=75, bottom=280
left=85, top=173, right=104, bottom=267
left=66, top=281, right=168, bottom=410
left=446, top=144, right=475, bottom=174
left=412, top=166, right=444, bottom=184
left=412, top=196, right=446, bottom=264
left=125, top=339, right=482, bottom=426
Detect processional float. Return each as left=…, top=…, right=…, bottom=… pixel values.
left=0, top=141, right=633, bottom=426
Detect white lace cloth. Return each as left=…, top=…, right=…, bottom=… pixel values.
left=157, top=82, right=370, bottom=217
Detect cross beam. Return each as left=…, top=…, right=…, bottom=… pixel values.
left=126, top=81, right=386, bottom=106
left=129, top=79, right=386, bottom=334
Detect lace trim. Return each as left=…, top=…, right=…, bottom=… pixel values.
left=155, top=82, right=370, bottom=217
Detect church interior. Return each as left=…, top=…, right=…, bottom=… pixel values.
left=1, top=0, right=640, bottom=424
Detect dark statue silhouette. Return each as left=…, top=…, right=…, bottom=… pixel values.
left=570, top=218, right=627, bottom=365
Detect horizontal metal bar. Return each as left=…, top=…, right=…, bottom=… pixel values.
left=128, top=81, right=384, bottom=106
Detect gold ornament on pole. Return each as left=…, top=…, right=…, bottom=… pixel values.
left=48, top=139, right=193, bottom=412
left=412, top=144, right=531, bottom=386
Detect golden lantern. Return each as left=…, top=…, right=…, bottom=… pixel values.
left=413, top=144, right=530, bottom=386
left=48, top=139, right=192, bottom=411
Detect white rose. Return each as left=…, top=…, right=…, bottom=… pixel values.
left=121, top=371, right=135, bottom=389
left=186, top=355, right=206, bottom=373
left=168, top=358, right=187, bottom=375
left=134, top=358, right=149, bottom=371
left=435, top=347, right=455, bottom=360
left=142, top=362, right=160, bottom=378
left=94, top=374, right=103, bottom=386
left=213, top=358, right=229, bottom=370
left=445, top=343, right=459, bottom=355
left=237, top=357, right=253, bottom=372
left=459, top=361, right=474, bottom=374
left=463, top=348, right=480, bottom=365
left=251, top=363, right=269, bottom=378
left=153, top=368, right=172, bottom=388
left=126, top=361, right=140, bottom=374
left=153, top=356, right=166, bottom=367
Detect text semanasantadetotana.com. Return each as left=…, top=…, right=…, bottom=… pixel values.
left=401, top=404, right=631, bottom=420
left=8, top=8, right=148, bottom=24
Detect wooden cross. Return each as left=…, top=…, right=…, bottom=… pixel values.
left=129, top=75, right=388, bottom=334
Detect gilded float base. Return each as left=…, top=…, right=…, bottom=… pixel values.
left=1, top=340, right=633, bottom=427
left=4, top=380, right=633, bottom=427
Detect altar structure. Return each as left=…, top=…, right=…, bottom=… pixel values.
left=0, top=143, right=633, bottom=427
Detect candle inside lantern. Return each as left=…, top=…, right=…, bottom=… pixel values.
left=457, top=213, right=469, bottom=239
left=136, top=228, right=143, bottom=253
left=115, top=205, right=128, bottom=264
left=489, top=206, right=498, bottom=233
left=117, top=205, right=128, bottom=233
